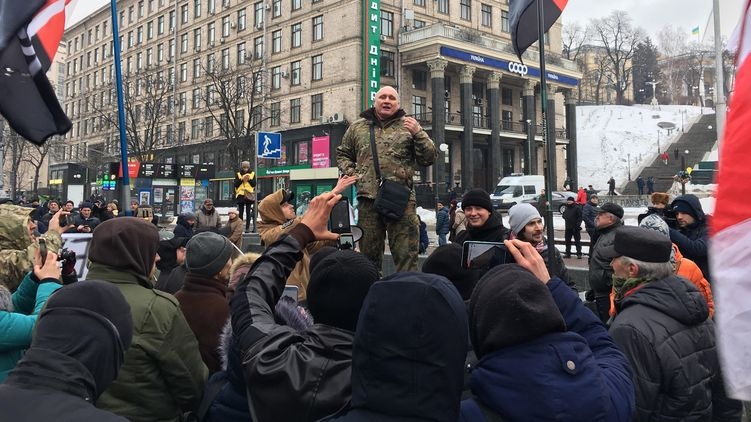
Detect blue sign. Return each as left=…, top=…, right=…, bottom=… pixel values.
left=257, top=132, right=282, bottom=159
left=439, top=46, right=579, bottom=87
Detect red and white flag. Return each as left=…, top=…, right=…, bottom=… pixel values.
left=711, top=0, right=751, bottom=401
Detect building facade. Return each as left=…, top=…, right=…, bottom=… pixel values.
left=59, top=0, right=581, bottom=211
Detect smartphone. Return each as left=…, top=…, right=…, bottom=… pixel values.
left=330, top=197, right=351, bottom=234
left=338, top=233, right=355, bottom=250
left=461, top=241, right=510, bottom=270
left=282, top=285, right=299, bottom=304
left=59, top=214, right=73, bottom=227
left=38, top=238, right=48, bottom=266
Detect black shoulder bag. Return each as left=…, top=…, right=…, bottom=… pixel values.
left=370, top=123, right=411, bottom=221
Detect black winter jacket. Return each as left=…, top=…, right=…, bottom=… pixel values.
left=588, top=221, right=623, bottom=295
left=562, top=203, right=582, bottom=229
left=609, top=276, right=741, bottom=422
left=230, top=227, right=355, bottom=422
left=669, top=195, right=710, bottom=281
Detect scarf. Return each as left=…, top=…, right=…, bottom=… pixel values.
left=612, top=275, right=651, bottom=302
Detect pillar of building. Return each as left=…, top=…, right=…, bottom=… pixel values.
left=564, top=89, right=578, bottom=190
left=428, top=58, right=448, bottom=192
left=545, top=84, right=558, bottom=190
left=459, top=65, right=475, bottom=192
left=522, top=80, right=537, bottom=175
left=487, top=72, right=502, bottom=188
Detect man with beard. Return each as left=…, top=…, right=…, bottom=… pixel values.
left=453, top=189, right=508, bottom=244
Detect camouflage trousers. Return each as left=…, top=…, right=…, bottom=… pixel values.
left=357, top=198, right=419, bottom=272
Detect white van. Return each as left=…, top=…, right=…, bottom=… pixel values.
left=489, top=174, right=545, bottom=210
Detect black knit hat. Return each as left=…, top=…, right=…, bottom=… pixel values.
left=461, top=189, right=493, bottom=213
left=469, top=264, right=565, bottom=357
left=185, top=232, right=234, bottom=276
left=307, top=250, right=380, bottom=332
left=422, top=244, right=479, bottom=301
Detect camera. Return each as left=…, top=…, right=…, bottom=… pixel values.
left=58, top=248, right=76, bottom=263
left=662, top=209, right=678, bottom=229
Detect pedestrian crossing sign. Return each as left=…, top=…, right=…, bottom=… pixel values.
left=257, top=132, right=282, bottom=159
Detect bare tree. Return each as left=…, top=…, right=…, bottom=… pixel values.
left=682, top=44, right=712, bottom=106
left=1, top=126, right=30, bottom=198
left=562, top=22, right=589, bottom=61
left=656, top=25, right=689, bottom=103
left=201, top=57, right=274, bottom=165
left=23, top=135, right=65, bottom=192
left=91, top=65, right=173, bottom=162
left=591, top=10, right=644, bottom=105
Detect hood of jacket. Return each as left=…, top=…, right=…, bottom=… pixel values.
left=258, top=189, right=289, bottom=226
left=88, top=218, right=159, bottom=278
left=617, top=275, right=708, bottom=326
left=348, top=272, right=468, bottom=422
left=0, top=204, right=34, bottom=250
left=671, top=194, right=706, bottom=222
left=467, top=332, right=615, bottom=421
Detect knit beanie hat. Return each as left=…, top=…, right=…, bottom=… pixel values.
left=89, top=218, right=160, bottom=276
left=307, top=250, right=380, bottom=332
left=309, top=246, right=339, bottom=275
left=185, top=232, right=234, bottom=276
left=422, top=244, right=479, bottom=301
left=461, top=189, right=493, bottom=213
left=671, top=200, right=698, bottom=220
left=469, top=264, right=565, bottom=357
left=508, top=203, right=542, bottom=235
left=639, top=214, right=670, bottom=238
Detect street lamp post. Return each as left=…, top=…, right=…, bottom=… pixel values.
left=657, top=130, right=661, bottom=154
left=627, top=153, right=631, bottom=181
left=525, top=119, right=533, bottom=174
left=680, top=149, right=690, bottom=195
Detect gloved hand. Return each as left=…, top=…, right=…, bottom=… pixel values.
left=60, top=249, right=77, bottom=276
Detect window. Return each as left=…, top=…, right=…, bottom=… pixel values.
left=236, top=76, right=246, bottom=97
left=412, top=69, right=427, bottom=90
left=438, top=0, right=449, bottom=14
left=291, top=23, right=302, bottom=48
left=291, top=0, right=302, bottom=11
left=311, top=94, right=323, bottom=119
left=501, top=87, right=513, bottom=106
left=128, top=6, right=134, bottom=23
left=205, top=84, right=215, bottom=105
left=178, top=92, right=187, bottom=114
left=193, top=28, right=202, bottom=49
left=180, top=33, right=188, bottom=53
left=204, top=116, right=213, bottom=137
left=128, top=31, right=134, bottom=48
left=181, top=4, right=189, bottom=24
left=312, top=15, right=323, bottom=41
left=291, top=60, right=301, bottom=85
left=178, top=121, right=186, bottom=141
left=221, top=48, right=230, bottom=69
left=208, top=22, right=216, bottom=43
left=219, top=113, right=228, bottom=133
left=254, top=36, right=263, bottom=58
left=138, top=1, right=145, bottom=17
left=169, top=10, right=175, bottom=31
left=270, top=102, right=281, bottom=126
left=237, top=42, right=246, bottom=64
left=191, top=119, right=201, bottom=139
left=193, top=58, right=201, bottom=78
left=237, top=8, right=246, bottom=31
left=501, top=10, right=509, bottom=32
left=272, top=66, right=282, bottom=90
left=222, top=15, right=231, bottom=37
left=460, top=0, right=471, bottom=20
left=254, top=2, right=264, bottom=28
left=502, top=110, right=513, bottom=130
left=381, top=11, right=393, bottom=37
left=311, top=54, right=323, bottom=80
left=194, top=0, right=202, bottom=18
left=146, top=48, right=153, bottom=65
left=158, top=15, right=165, bottom=34
left=272, top=0, right=281, bottom=17
left=381, top=50, right=395, bottom=77
left=169, top=38, right=175, bottom=58
left=290, top=98, right=301, bottom=123
left=207, top=53, right=215, bottom=72
left=272, top=30, right=282, bottom=53
left=414, top=19, right=426, bottom=28
left=180, top=63, right=188, bottom=82
left=158, top=43, right=165, bottom=61
left=481, top=4, right=491, bottom=27
left=208, top=0, right=215, bottom=14
left=412, top=96, right=427, bottom=119
left=147, top=21, right=154, bottom=39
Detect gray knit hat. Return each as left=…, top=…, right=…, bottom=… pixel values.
left=508, top=203, right=542, bottom=235
left=639, top=214, right=670, bottom=238
left=185, top=232, right=234, bottom=276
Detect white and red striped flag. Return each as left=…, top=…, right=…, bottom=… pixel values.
left=711, top=0, right=751, bottom=401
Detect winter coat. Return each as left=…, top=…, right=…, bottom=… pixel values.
left=0, top=204, right=62, bottom=291
left=450, top=208, right=467, bottom=241
left=0, top=273, right=60, bottom=382
left=226, top=217, right=245, bottom=248
left=419, top=220, right=429, bottom=253
left=609, top=276, right=741, bottom=421
left=562, top=203, right=583, bottom=230
left=173, top=215, right=195, bottom=240
left=588, top=221, right=623, bottom=295
left=460, top=277, right=634, bottom=422
left=69, top=214, right=101, bottom=232
left=668, top=195, right=711, bottom=281
left=90, top=263, right=208, bottom=421
left=174, top=272, right=232, bottom=374
left=336, top=107, right=437, bottom=201
left=636, top=177, right=645, bottom=189
left=229, top=230, right=356, bottom=421
left=234, top=168, right=257, bottom=201
left=454, top=212, right=509, bottom=244
left=582, top=201, right=598, bottom=231
left=196, top=206, right=222, bottom=231
left=258, top=188, right=330, bottom=302
left=156, top=264, right=187, bottom=295
left=436, top=207, right=450, bottom=235
left=576, top=188, right=587, bottom=204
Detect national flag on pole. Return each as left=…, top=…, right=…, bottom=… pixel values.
left=509, top=0, right=568, bottom=61
left=691, top=26, right=700, bottom=36
left=0, top=0, right=74, bottom=146
left=711, top=0, right=751, bottom=401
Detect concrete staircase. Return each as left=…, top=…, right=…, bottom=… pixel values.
left=622, top=114, right=716, bottom=195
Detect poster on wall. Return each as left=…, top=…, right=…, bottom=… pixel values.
left=139, top=190, right=151, bottom=205
left=312, top=135, right=330, bottom=168
left=180, top=200, right=194, bottom=214
left=180, top=185, right=195, bottom=201
left=153, top=187, right=163, bottom=203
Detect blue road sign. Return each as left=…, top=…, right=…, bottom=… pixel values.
left=257, top=132, right=282, bottom=159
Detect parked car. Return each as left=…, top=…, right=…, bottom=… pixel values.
left=522, top=191, right=572, bottom=214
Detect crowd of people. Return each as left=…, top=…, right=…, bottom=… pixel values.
left=0, top=85, right=739, bottom=422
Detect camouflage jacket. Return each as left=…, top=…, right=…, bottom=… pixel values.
left=336, top=108, right=437, bottom=200
left=0, top=204, right=62, bottom=291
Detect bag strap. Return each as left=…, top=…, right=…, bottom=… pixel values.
left=369, top=123, right=382, bottom=183
left=195, top=373, right=229, bottom=421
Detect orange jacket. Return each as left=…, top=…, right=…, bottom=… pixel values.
left=608, top=243, right=714, bottom=318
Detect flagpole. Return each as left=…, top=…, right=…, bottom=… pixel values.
left=110, top=0, right=131, bottom=209
left=536, top=0, right=557, bottom=275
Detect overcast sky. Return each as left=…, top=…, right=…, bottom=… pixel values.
left=68, top=0, right=745, bottom=43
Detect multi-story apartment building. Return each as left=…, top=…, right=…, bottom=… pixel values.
left=59, top=0, right=580, bottom=212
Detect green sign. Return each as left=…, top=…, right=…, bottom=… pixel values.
left=362, top=0, right=381, bottom=109
left=257, top=164, right=310, bottom=177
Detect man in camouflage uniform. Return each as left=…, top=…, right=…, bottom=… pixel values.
left=337, top=86, right=437, bottom=272
left=0, top=204, right=70, bottom=291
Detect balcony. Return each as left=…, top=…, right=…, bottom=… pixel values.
left=399, top=23, right=579, bottom=73
left=414, top=112, right=568, bottom=139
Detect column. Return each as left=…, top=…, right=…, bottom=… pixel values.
left=460, top=65, right=475, bottom=192
left=564, top=89, right=578, bottom=191
left=486, top=72, right=502, bottom=188
left=522, top=80, right=537, bottom=175
left=545, top=84, right=558, bottom=191
left=428, top=58, right=448, bottom=195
